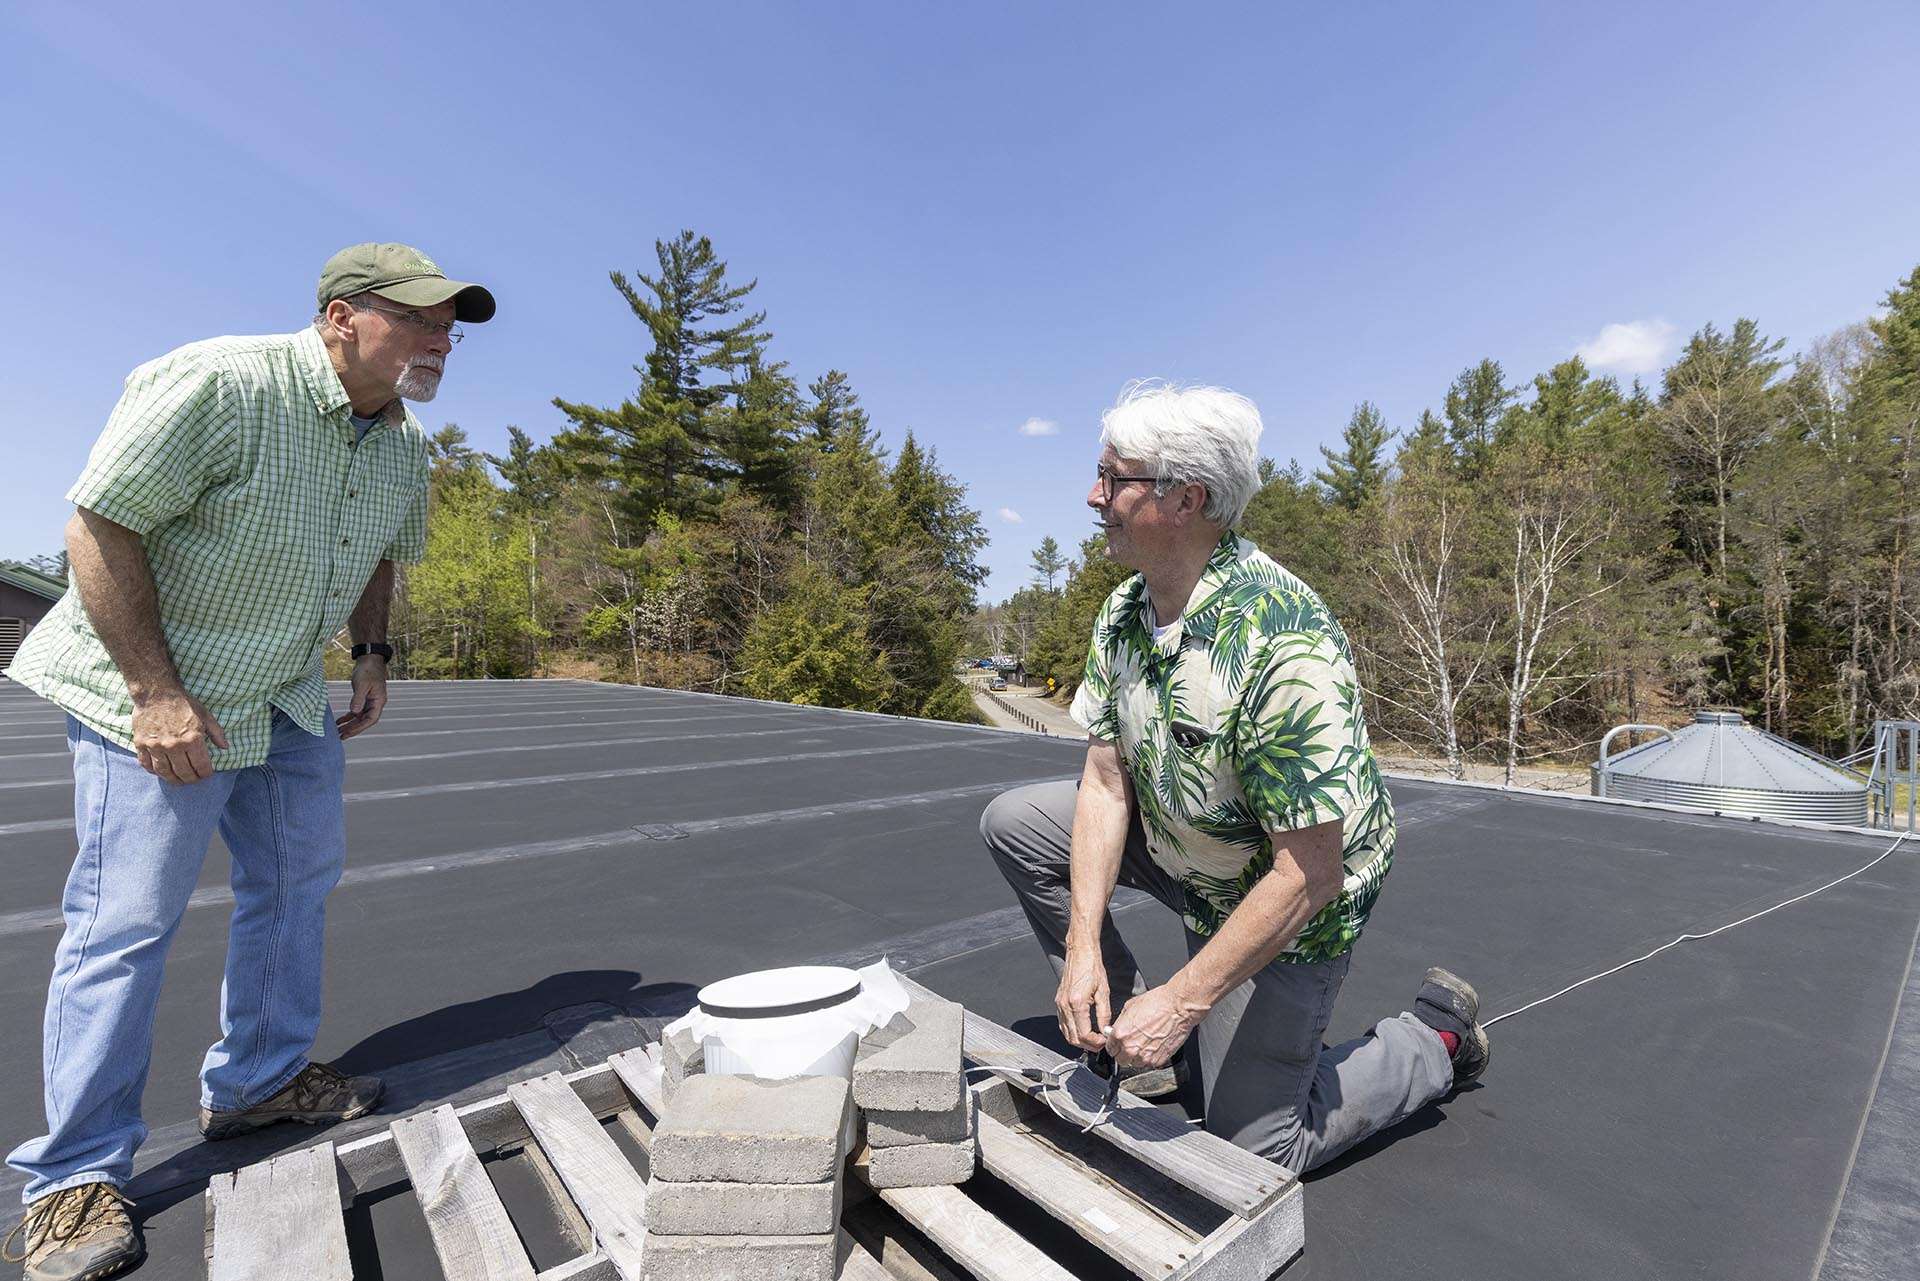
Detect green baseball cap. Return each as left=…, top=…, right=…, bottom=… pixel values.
left=317, top=242, right=496, bottom=323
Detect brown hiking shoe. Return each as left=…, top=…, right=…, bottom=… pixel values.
left=2, top=1183, right=142, bottom=1281
left=197, top=1061, right=384, bottom=1141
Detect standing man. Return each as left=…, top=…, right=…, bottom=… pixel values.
left=2, top=245, right=493, bottom=1281
left=981, top=382, right=1489, bottom=1176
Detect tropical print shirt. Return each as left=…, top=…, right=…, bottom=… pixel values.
left=1069, top=533, right=1395, bottom=961
left=4, top=328, right=430, bottom=768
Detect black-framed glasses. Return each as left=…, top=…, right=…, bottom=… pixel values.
left=1094, top=465, right=1161, bottom=501
left=349, top=299, right=464, bottom=344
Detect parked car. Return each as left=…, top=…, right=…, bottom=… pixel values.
left=989, top=677, right=1008, bottom=691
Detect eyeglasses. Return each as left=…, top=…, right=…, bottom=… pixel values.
left=348, top=300, right=464, bottom=344
left=1094, top=465, right=1162, bottom=501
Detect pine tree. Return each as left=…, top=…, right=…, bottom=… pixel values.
left=552, top=231, right=771, bottom=527
left=806, top=370, right=877, bottom=453
left=739, top=561, right=889, bottom=710
left=715, top=358, right=806, bottom=515
left=1443, top=359, right=1516, bottom=474
left=1657, top=319, right=1787, bottom=589
left=1030, top=536, right=1069, bottom=590
left=1505, top=357, right=1622, bottom=455
left=1315, top=402, right=1394, bottom=510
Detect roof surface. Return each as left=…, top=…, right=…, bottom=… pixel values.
left=0, top=562, right=65, bottom=602
left=1604, top=710, right=1865, bottom=794
left=0, top=677, right=1914, bottom=1280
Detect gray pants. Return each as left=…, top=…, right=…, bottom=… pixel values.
left=980, top=780, right=1453, bottom=1173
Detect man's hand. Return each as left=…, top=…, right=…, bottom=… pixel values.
left=131, top=689, right=228, bottom=784
left=1056, top=943, right=1113, bottom=1052
left=1107, top=979, right=1210, bottom=1071
left=336, top=657, right=389, bottom=740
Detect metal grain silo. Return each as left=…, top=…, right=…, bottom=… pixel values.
left=1592, top=711, right=1870, bottom=824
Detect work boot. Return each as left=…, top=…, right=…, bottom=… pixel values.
left=1117, top=1065, right=1179, bottom=1100
left=198, top=1061, right=384, bottom=1141
left=2, top=1182, right=142, bottom=1281
left=1413, top=967, right=1490, bottom=1086
left=1117, top=1048, right=1192, bottom=1101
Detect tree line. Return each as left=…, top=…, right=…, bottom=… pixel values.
left=993, top=265, right=1920, bottom=778
left=380, top=230, right=987, bottom=725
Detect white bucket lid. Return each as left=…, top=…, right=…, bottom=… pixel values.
left=697, top=965, right=862, bottom=1020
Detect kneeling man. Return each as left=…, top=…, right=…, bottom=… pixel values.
left=981, top=382, right=1487, bottom=1173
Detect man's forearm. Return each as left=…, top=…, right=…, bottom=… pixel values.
left=348, top=560, right=395, bottom=645
left=1171, top=819, right=1345, bottom=1008
left=1066, top=748, right=1132, bottom=950
left=67, top=509, right=185, bottom=703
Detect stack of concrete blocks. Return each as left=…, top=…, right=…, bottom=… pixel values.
left=852, top=994, right=978, bottom=1188
left=642, top=1072, right=852, bottom=1281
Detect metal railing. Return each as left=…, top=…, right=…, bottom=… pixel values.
left=980, top=687, right=1055, bottom=736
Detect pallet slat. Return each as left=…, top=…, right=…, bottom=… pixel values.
left=877, top=1184, right=1079, bottom=1281
left=835, top=1229, right=899, bottom=1281
left=392, top=1104, right=538, bottom=1281
left=508, top=1072, right=650, bottom=1281
left=206, top=1141, right=351, bottom=1281
left=972, top=1100, right=1199, bottom=1278
left=335, top=1060, right=631, bottom=1197
left=606, top=1046, right=665, bottom=1119
left=901, top=974, right=1291, bottom=1221
left=1172, top=1199, right=1305, bottom=1281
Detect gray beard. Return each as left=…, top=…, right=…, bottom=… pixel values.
left=395, top=363, right=443, bottom=402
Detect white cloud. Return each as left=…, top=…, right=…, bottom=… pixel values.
left=1574, top=319, right=1678, bottom=376
left=1018, top=417, right=1059, bottom=437
left=998, top=507, right=1024, bottom=524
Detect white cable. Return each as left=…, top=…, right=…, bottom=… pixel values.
left=1482, top=830, right=1912, bottom=1029
left=965, top=1061, right=1116, bottom=1131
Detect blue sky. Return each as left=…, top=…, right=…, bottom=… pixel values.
left=4, top=1, right=1917, bottom=599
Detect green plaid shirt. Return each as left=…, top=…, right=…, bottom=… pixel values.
left=1069, top=533, right=1395, bottom=961
left=5, top=328, right=429, bottom=768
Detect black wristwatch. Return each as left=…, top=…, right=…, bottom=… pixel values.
left=351, top=642, right=395, bottom=662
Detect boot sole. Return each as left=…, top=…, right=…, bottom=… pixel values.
left=1422, top=967, right=1480, bottom=1023
left=1454, top=1022, right=1491, bottom=1085
left=26, top=1242, right=144, bottom=1281
left=199, top=1086, right=385, bottom=1141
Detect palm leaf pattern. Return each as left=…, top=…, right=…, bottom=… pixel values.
left=1071, top=533, right=1397, bottom=962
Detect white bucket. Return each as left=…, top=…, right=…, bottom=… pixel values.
left=696, top=966, right=864, bottom=1149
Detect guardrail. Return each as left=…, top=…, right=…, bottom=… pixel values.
left=980, top=688, right=1055, bottom=736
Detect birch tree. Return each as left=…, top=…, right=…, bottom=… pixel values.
left=1365, top=463, right=1490, bottom=778
left=1491, top=451, right=1620, bottom=784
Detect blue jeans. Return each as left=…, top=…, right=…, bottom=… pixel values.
left=7, top=710, right=346, bottom=1203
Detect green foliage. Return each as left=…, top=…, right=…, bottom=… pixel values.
left=1026, top=535, right=1131, bottom=692
left=1315, top=402, right=1393, bottom=510
left=738, top=561, right=890, bottom=710
left=403, top=467, right=539, bottom=678
left=1030, top=536, right=1068, bottom=590
left=552, top=231, right=775, bottom=527
left=1443, top=359, right=1517, bottom=474
left=920, top=677, right=987, bottom=724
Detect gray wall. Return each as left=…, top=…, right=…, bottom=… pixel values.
left=0, top=582, right=59, bottom=670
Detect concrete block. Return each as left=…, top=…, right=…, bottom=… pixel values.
left=661, top=1027, right=704, bottom=1106
left=645, top=1176, right=841, bottom=1236
left=651, top=1074, right=851, bottom=1185
left=640, top=1232, right=836, bottom=1281
left=853, top=996, right=964, bottom=1112
left=866, top=1133, right=978, bottom=1189
left=864, top=1092, right=976, bottom=1148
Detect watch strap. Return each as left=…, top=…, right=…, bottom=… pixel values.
left=351, top=642, right=395, bottom=661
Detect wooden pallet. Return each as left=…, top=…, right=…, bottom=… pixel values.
left=205, top=989, right=1303, bottom=1281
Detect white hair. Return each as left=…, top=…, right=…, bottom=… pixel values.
left=1099, top=380, right=1264, bottom=527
